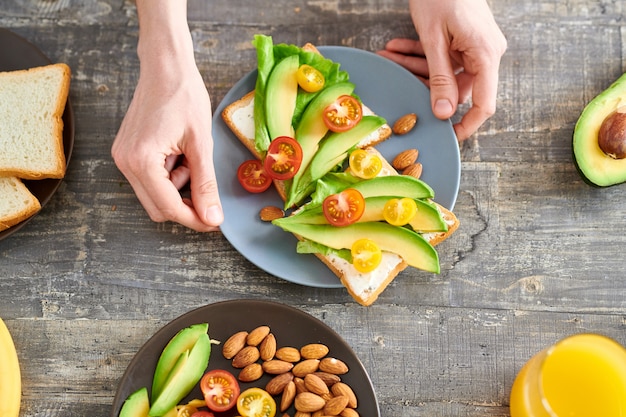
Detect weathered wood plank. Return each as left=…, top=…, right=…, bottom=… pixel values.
left=1, top=0, right=626, bottom=416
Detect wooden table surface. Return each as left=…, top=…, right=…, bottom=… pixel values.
left=2, top=1, right=626, bottom=416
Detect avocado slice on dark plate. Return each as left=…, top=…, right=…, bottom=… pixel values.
left=573, top=72, right=626, bottom=187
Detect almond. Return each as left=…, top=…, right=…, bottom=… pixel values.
left=232, top=345, right=260, bottom=368
left=323, top=395, right=349, bottom=416
left=247, top=325, right=271, bottom=346
left=392, top=113, right=418, bottom=135
left=295, top=412, right=312, bottom=417
left=304, top=373, right=329, bottom=396
left=319, top=358, right=348, bottom=375
left=281, top=380, right=297, bottom=412
left=276, top=346, right=301, bottom=363
left=340, top=408, right=360, bottom=417
left=222, top=331, right=248, bottom=359
left=238, top=363, right=263, bottom=382
left=331, top=382, right=357, bottom=408
left=259, top=333, right=277, bottom=361
left=260, top=206, right=284, bottom=222
left=402, top=162, right=423, bottom=179
left=392, top=148, right=419, bottom=171
left=294, top=392, right=326, bottom=413
left=266, top=372, right=294, bottom=395
left=292, top=359, right=320, bottom=377
left=294, top=377, right=308, bottom=394
left=312, top=371, right=341, bottom=386
left=263, top=359, right=295, bottom=375
left=300, top=343, right=329, bottom=360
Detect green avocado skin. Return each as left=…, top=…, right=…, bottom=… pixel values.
left=573, top=72, right=626, bottom=187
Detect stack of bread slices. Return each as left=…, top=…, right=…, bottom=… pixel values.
left=0, top=63, right=71, bottom=231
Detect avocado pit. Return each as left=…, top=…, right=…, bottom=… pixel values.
left=598, top=106, right=626, bottom=159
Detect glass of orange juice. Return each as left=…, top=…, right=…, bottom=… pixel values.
left=510, top=333, right=626, bottom=416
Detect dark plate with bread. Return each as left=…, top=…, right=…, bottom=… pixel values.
left=0, top=28, right=74, bottom=241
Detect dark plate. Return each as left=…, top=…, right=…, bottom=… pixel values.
left=110, top=299, right=379, bottom=417
left=213, top=45, right=460, bottom=288
left=0, top=28, right=74, bottom=241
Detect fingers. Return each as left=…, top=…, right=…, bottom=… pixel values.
left=383, top=38, right=426, bottom=56
left=376, top=50, right=429, bottom=81
left=183, top=127, right=224, bottom=228
left=419, top=34, right=459, bottom=121
left=454, top=64, right=499, bottom=141
left=132, top=162, right=220, bottom=233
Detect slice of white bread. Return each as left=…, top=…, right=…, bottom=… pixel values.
left=0, top=177, right=41, bottom=231
left=0, top=63, right=70, bottom=179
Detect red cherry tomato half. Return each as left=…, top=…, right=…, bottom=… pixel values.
left=322, top=188, right=365, bottom=227
left=264, top=136, right=303, bottom=180
left=190, top=412, right=215, bottom=417
left=323, top=95, right=363, bottom=132
left=237, top=159, right=272, bottom=193
left=200, top=369, right=241, bottom=413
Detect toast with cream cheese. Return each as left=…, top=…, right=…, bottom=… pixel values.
left=221, top=43, right=458, bottom=305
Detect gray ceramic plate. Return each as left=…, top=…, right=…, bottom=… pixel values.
left=110, top=299, right=380, bottom=417
left=213, top=46, right=460, bottom=288
left=0, top=29, right=74, bottom=241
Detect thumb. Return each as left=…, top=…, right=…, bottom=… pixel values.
left=422, top=36, right=459, bottom=120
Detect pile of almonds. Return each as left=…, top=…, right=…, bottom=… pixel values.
left=222, top=325, right=359, bottom=417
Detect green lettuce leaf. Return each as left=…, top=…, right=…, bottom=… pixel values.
left=251, top=35, right=350, bottom=153
left=307, top=172, right=361, bottom=207
left=252, top=34, right=274, bottom=153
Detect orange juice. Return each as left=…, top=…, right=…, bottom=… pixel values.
left=510, top=334, right=626, bottom=417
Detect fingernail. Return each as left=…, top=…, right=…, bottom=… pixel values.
left=204, top=205, right=224, bottom=225
left=434, top=99, right=453, bottom=118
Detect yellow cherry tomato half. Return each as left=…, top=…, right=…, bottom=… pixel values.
left=351, top=238, right=382, bottom=273
left=236, top=388, right=276, bottom=417
left=296, top=64, right=325, bottom=93
left=383, top=197, right=418, bottom=226
left=349, top=149, right=383, bottom=179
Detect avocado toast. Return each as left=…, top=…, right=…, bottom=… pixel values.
left=221, top=35, right=459, bottom=306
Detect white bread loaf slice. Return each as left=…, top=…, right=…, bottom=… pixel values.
left=0, top=177, right=41, bottom=231
left=0, top=63, right=70, bottom=179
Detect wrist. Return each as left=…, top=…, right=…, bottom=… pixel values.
left=135, top=0, right=195, bottom=70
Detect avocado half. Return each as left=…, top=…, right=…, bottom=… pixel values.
left=573, top=72, right=626, bottom=187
